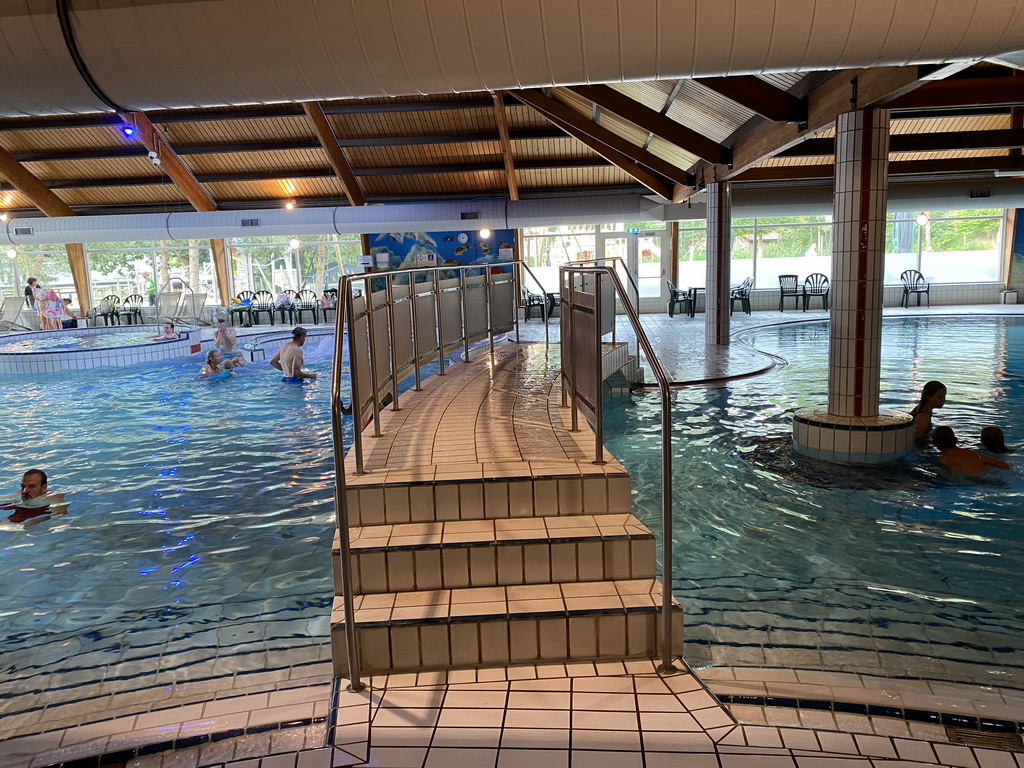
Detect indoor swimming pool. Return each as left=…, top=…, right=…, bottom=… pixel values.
left=607, top=315, right=1024, bottom=693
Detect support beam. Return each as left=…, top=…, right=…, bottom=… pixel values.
left=210, top=238, right=231, bottom=306
left=301, top=102, right=365, bottom=207
left=777, top=129, right=1024, bottom=157
left=884, top=76, right=1024, bottom=110
left=492, top=92, right=519, bottom=201
left=568, top=85, right=730, bottom=164
left=736, top=155, right=1020, bottom=182
left=514, top=89, right=682, bottom=196
left=0, top=145, right=90, bottom=308
left=121, top=111, right=217, bottom=212
left=694, top=76, right=806, bottom=123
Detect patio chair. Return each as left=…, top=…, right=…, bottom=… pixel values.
left=293, top=289, right=320, bottom=325
left=97, top=295, right=122, bottom=326
left=522, top=289, right=546, bottom=321
left=1, top=296, right=31, bottom=335
left=231, top=290, right=256, bottom=326
left=250, top=290, right=276, bottom=325
left=778, top=274, right=800, bottom=311
left=901, top=269, right=930, bottom=307
left=730, top=277, right=753, bottom=316
left=802, top=273, right=830, bottom=311
left=321, top=289, right=339, bottom=324
left=181, top=292, right=208, bottom=325
left=276, top=290, right=296, bottom=324
left=118, top=293, right=145, bottom=324
left=666, top=280, right=693, bottom=318
left=156, top=291, right=182, bottom=323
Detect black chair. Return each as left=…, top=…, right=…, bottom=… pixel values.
left=778, top=274, right=800, bottom=311
left=118, top=293, right=144, bottom=324
left=97, top=295, right=121, bottom=326
left=276, top=290, right=296, bottom=324
left=230, top=291, right=256, bottom=326
left=293, top=289, right=320, bottom=325
left=250, top=290, right=276, bottom=325
left=522, top=290, right=546, bottom=321
left=666, top=280, right=693, bottom=318
left=730, top=277, right=753, bottom=316
left=321, top=289, right=339, bottom=324
left=901, top=269, right=930, bottom=307
left=802, top=273, right=830, bottom=311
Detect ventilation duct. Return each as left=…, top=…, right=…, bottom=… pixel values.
left=3, top=1, right=1024, bottom=116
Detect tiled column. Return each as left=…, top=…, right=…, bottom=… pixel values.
left=704, top=182, right=731, bottom=346
left=793, top=109, right=915, bottom=464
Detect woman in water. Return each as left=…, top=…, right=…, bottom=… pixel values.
left=910, top=380, right=946, bottom=439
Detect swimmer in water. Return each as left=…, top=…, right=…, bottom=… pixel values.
left=910, top=380, right=946, bottom=439
left=980, top=426, right=1013, bottom=453
left=2, top=469, right=65, bottom=524
left=199, top=349, right=229, bottom=377
left=933, top=426, right=1008, bottom=476
left=152, top=321, right=180, bottom=340
left=270, top=327, right=317, bottom=383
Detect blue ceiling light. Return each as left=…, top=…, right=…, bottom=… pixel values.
left=121, top=125, right=135, bottom=137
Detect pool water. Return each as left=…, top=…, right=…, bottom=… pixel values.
left=0, top=331, right=164, bottom=352
left=606, top=315, right=1024, bottom=691
left=0, top=336, right=349, bottom=713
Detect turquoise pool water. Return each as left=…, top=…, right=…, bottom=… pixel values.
left=607, top=315, right=1024, bottom=691
left=0, top=331, right=164, bottom=352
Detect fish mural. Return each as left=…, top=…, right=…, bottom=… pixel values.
left=366, top=229, right=515, bottom=272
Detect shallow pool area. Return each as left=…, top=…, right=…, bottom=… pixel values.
left=607, top=315, right=1024, bottom=693
left=0, top=325, right=199, bottom=373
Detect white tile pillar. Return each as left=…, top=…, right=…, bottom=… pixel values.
left=792, top=109, right=915, bottom=465
left=705, top=182, right=731, bottom=346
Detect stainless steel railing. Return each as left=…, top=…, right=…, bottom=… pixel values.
left=558, top=264, right=677, bottom=673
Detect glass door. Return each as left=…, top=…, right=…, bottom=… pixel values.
left=597, top=231, right=668, bottom=312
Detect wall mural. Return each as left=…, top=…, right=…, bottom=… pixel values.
left=367, top=229, right=515, bottom=275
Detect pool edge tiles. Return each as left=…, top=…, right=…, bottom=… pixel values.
left=0, top=324, right=199, bottom=374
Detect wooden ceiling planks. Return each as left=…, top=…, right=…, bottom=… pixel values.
left=328, top=108, right=496, bottom=140
left=205, top=177, right=346, bottom=201
left=0, top=125, right=129, bottom=154
left=517, top=166, right=635, bottom=190
left=23, top=156, right=161, bottom=181
left=345, top=142, right=503, bottom=167
left=56, top=185, right=184, bottom=206
left=157, top=116, right=316, bottom=146
left=181, top=149, right=330, bottom=175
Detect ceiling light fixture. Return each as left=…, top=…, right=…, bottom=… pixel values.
left=285, top=200, right=295, bottom=210
left=916, top=213, right=930, bottom=227
left=0, top=213, right=8, bottom=222
left=289, top=239, right=301, bottom=250
left=6, top=248, right=16, bottom=259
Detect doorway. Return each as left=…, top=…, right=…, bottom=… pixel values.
left=597, top=229, right=668, bottom=312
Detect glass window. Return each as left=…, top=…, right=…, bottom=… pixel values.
left=5, top=244, right=74, bottom=304
left=228, top=234, right=362, bottom=295
left=884, top=210, right=1003, bottom=284
left=676, top=224, right=707, bottom=287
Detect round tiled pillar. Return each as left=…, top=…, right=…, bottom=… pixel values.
left=705, top=182, right=731, bottom=346
left=793, top=109, right=915, bottom=464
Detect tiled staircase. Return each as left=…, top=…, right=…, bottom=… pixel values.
left=330, top=346, right=683, bottom=677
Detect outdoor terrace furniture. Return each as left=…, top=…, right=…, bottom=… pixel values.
left=118, top=294, right=145, bottom=324
left=730, top=277, right=753, bottom=315
left=778, top=274, right=800, bottom=311
left=231, top=291, right=256, bottom=326
left=250, top=290, right=276, bottom=325
left=1, top=296, right=31, bottom=335
left=276, top=290, right=296, bottom=324
left=802, top=273, right=830, bottom=311
left=901, top=269, right=930, bottom=307
left=97, top=295, right=122, bottom=325
left=523, top=289, right=546, bottom=321
left=293, top=289, right=320, bottom=325
left=666, top=280, right=693, bottom=318
left=321, top=290, right=339, bottom=324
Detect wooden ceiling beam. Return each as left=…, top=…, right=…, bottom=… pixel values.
left=884, top=76, right=1024, bottom=110
left=300, top=102, right=365, bottom=207
left=694, top=76, right=806, bottom=123
left=0, top=146, right=76, bottom=216
left=492, top=92, right=519, bottom=201
left=515, top=88, right=684, bottom=196
left=777, top=129, right=1024, bottom=157
left=568, top=84, right=730, bottom=164
left=736, top=155, right=1019, bottom=181
left=122, top=111, right=217, bottom=212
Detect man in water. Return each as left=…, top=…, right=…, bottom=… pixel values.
left=151, top=321, right=180, bottom=340
left=933, top=426, right=1009, bottom=476
left=2, top=469, right=60, bottom=524
left=270, top=326, right=317, bottom=382
left=212, top=318, right=245, bottom=367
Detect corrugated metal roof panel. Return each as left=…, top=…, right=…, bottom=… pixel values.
left=646, top=136, right=700, bottom=170
left=756, top=73, right=804, bottom=91
left=666, top=81, right=755, bottom=143
left=611, top=81, right=676, bottom=112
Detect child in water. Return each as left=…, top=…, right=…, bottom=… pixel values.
left=980, top=426, right=1013, bottom=453
left=933, top=426, right=1009, bottom=476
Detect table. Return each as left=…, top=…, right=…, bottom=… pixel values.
left=546, top=292, right=559, bottom=318
left=688, top=287, right=705, bottom=317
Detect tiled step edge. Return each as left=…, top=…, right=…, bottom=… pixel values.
left=329, top=579, right=684, bottom=676
left=332, top=514, right=656, bottom=594
left=343, top=470, right=631, bottom=526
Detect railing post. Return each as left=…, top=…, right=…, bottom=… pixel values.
left=593, top=271, right=605, bottom=465
left=385, top=273, right=401, bottom=411
left=459, top=267, right=470, bottom=363
left=433, top=269, right=446, bottom=376
left=411, top=270, right=423, bottom=391
left=568, top=271, right=579, bottom=433
left=365, top=279, right=383, bottom=437
left=344, top=278, right=366, bottom=476
left=485, top=266, right=495, bottom=359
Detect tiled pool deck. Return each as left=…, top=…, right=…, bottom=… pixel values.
left=3, top=304, right=1024, bottom=768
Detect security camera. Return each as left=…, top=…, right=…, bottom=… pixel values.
left=152, top=157, right=161, bottom=166
left=147, top=151, right=158, bottom=160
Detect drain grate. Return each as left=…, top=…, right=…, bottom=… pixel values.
left=946, top=726, right=1022, bottom=751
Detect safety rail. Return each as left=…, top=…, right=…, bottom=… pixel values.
left=328, top=259, right=542, bottom=690
left=569, top=255, right=641, bottom=329
left=559, top=264, right=676, bottom=673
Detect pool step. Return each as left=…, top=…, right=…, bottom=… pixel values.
left=330, top=579, right=684, bottom=677
left=333, top=514, right=657, bottom=594
left=344, top=465, right=631, bottom=527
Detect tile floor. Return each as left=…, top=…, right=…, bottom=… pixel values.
left=4, top=304, right=1024, bottom=768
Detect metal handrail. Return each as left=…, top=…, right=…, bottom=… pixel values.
left=559, top=264, right=677, bottom=674
left=570, top=256, right=641, bottom=316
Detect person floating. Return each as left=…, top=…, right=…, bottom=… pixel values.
left=2, top=469, right=66, bottom=524
left=980, top=426, right=1013, bottom=453
left=270, top=326, right=317, bottom=383
left=910, top=380, right=946, bottom=439
left=151, top=321, right=180, bottom=340
left=933, top=426, right=1009, bottom=476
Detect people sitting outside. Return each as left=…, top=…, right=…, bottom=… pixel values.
left=980, top=426, right=1013, bottom=454
left=151, top=321, right=180, bottom=340
left=270, top=326, right=317, bottom=382
left=2, top=469, right=66, bottom=524
left=933, top=426, right=1009, bottom=476
left=60, top=298, right=79, bottom=329
left=910, top=380, right=946, bottom=439
left=212, top=318, right=245, bottom=367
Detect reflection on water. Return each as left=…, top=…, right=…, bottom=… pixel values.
left=606, top=316, right=1024, bottom=690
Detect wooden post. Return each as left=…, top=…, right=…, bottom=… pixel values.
left=210, top=238, right=231, bottom=305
